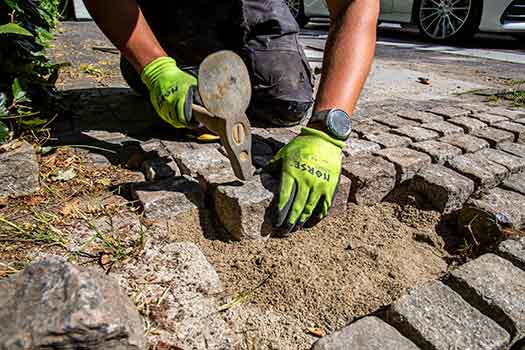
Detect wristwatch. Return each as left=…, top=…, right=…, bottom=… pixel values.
left=310, top=108, right=353, bottom=140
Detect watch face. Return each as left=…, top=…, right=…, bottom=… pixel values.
left=326, top=109, right=352, bottom=140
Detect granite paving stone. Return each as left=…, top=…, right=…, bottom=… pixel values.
left=448, top=116, right=488, bottom=133
left=353, top=120, right=391, bottom=137
left=472, top=127, right=515, bottom=147
left=484, top=107, right=525, bottom=120
left=214, top=175, right=276, bottom=240
left=447, top=254, right=525, bottom=342
left=498, top=238, right=525, bottom=271
left=311, top=316, right=420, bottom=350
left=447, top=153, right=509, bottom=189
left=396, top=110, right=444, bottom=124
left=478, top=148, right=525, bottom=173
left=343, top=139, right=381, bottom=157
left=132, top=176, right=205, bottom=219
left=386, top=280, right=510, bottom=350
left=391, top=126, right=440, bottom=142
left=342, top=155, right=397, bottom=205
left=0, top=141, right=40, bottom=198
left=471, top=113, right=509, bottom=125
left=497, top=142, right=525, bottom=158
left=501, top=172, right=525, bottom=195
left=174, top=147, right=230, bottom=179
left=464, top=187, right=525, bottom=229
left=426, top=105, right=471, bottom=119
left=421, top=121, right=464, bottom=136
left=440, top=134, right=489, bottom=154
left=331, top=175, right=352, bottom=213
left=364, top=132, right=412, bottom=149
left=0, top=257, right=146, bottom=350
left=409, top=164, right=475, bottom=213
left=371, top=114, right=420, bottom=128
left=375, top=148, right=432, bottom=183
left=515, top=118, right=525, bottom=126
left=410, top=141, right=462, bottom=164
left=493, top=121, right=525, bottom=143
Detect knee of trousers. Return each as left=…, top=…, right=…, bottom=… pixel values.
left=249, top=96, right=313, bottom=126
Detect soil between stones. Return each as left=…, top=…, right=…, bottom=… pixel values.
left=157, top=201, right=449, bottom=341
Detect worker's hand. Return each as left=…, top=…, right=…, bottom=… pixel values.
left=141, top=56, right=196, bottom=128
left=266, top=127, right=345, bottom=233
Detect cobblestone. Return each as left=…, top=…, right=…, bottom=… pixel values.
left=440, top=134, right=489, bottom=154
left=447, top=254, right=525, bottom=342
left=353, top=120, right=391, bottom=137
left=493, top=121, right=525, bottom=143
left=471, top=113, right=509, bottom=125
left=448, top=116, right=488, bottom=133
left=364, top=132, right=412, bottom=149
left=478, top=148, right=525, bottom=173
left=311, top=316, right=420, bottom=350
left=343, top=139, right=381, bottom=157
left=375, top=148, right=432, bottom=183
left=174, top=147, right=230, bottom=179
left=484, top=107, right=525, bottom=120
left=471, top=127, right=514, bottom=147
left=214, top=175, right=276, bottom=240
left=342, top=155, right=397, bottom=205
left=386, top=280, right=510, bottom=350
left=465, top=187, right=525, bottom=229
left=391, top=126, right=440, bottom=142
left=410, top=141, right=462, bottom=164
left=426, top=105, right=471, bottom=119
left=497, top=142, right=525, bottom=158
left=372, top=114, right=419, bottom=128
left=447, top=153, right=509, bottom=189
left=132, top=176, right=205, bottom=219
left=409, top=164, right=475, bottom=213
left=0, top=141, right=39, bottom=198
left=501, top=172, right=525, bottom=195
left=421, top=121, right=464, bottom=136
left=331, top=175, right=352, bottom=213
left=396, top=110, right=444, bottom=124
left=498, top=238, right=525, bottom=271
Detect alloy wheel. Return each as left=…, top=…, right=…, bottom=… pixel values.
left=286, top=0, right=302, bottom=19
left=418, top=0, right=472, bottom=40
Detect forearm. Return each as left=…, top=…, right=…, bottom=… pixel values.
left=83, top=0, right=166, bottom=72
left=313, top=0, right=379, bottom=115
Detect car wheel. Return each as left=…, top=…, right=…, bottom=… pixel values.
left=415, top=0, right=482, bottom=43
left=286, top=0, right=309, bottom=27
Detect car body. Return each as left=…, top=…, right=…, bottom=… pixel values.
left=291, top=0, right=525, bottom=41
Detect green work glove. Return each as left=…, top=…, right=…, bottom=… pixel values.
left=141, top=56, right=197, bottom=128
left=266, top=127, right=345, bottom=233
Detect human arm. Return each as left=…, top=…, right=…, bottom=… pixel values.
left=270, top=0, right=379, bottom=232
left=82, top=0, right=196, bottom=127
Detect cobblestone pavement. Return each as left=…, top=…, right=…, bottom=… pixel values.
left=49, top=22, right=525, bottom=241
left=2, top=21, right=520, bottom=350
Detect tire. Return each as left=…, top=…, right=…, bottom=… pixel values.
left=285, top=0, right=309, bottom=27
left=415, top=0, right=482, bottom=43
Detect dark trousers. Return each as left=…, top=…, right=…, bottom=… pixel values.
left=120, top=0, right=314, bottom=126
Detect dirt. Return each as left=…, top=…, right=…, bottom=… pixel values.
left=151, top=200, right=449, bottom=338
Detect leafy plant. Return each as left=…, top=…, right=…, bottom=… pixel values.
left=0, top=0, right=61, bottom=143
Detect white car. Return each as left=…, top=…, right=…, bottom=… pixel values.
left=286, top=0, right=525, bottom=42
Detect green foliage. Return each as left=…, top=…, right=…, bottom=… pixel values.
left=0, top=0, right=60, bottom=143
